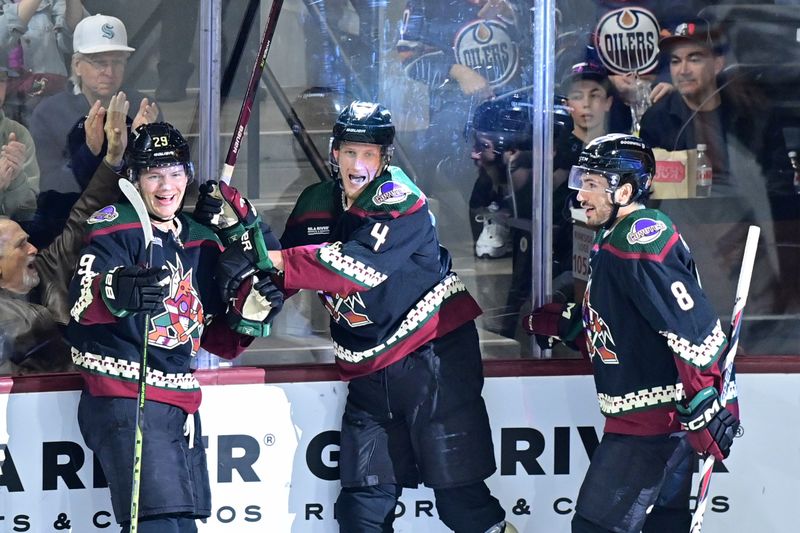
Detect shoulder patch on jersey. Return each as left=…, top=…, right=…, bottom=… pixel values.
left=372, top=180, right=412, bottom=205
left=353, top=166, right=424, bottom=216
left=626, top=217, right=668, bottom=245
left=86, top=202, right=140, bottom=231
left=87, top=205, right=119, bottom=224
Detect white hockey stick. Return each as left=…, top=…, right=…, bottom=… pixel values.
left=690, top=225, right=760, bottom=533
left=118, top=179, right=154, bottom=533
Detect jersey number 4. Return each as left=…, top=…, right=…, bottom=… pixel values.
left=371, top=223, right=389, bottom=251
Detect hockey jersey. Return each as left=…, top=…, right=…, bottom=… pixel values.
left=397, top=0, right=532, bottom=92
left=280, top=167, right=482, bottom=380
left=67, top=203, right=252, bottom=413
left=579, top=208, right=732, bottom=436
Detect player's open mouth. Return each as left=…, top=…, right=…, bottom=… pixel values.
left=348, top=174, right=367, bottom=186
left=156, top=194, right=176, bottom=205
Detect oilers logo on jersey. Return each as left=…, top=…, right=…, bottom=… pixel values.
left=453, top=19, right=518, bottom=89
left=148, top=258, right=205, bottom=354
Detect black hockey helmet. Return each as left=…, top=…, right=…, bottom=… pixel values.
left=568, top=133, right=654, bottom=202
left=332, top=101, right=395, bottom=148
left=468, top=93, right=533, bottom=155
left=126, top=122, right=194, bottom=182
left=330, top=101, right=395, bottom=173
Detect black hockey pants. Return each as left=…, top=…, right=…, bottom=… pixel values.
left=335, top=481, right=504, bottom=533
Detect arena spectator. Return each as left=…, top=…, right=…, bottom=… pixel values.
left=27, top=13, right=159, bottom=248
left=0, top=91, right=125, bottom=375
left=563, top=61, right=615, bottom=145
left=0, top=52, right=38, bottom=221
left=639, top=19, right=791, bottom=196
left=0, top=0, right=88, bottom=124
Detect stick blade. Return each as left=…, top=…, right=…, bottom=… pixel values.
left=118, top=179, right=154, bottom=249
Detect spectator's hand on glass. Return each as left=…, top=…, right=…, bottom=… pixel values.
left=649, top=82, right=673, bottom=104
left=104, top=92, right=130, bottom=168
left=85, top=100, right=107, bottom=157
left=609, top=73, right=638, bottom=105
left=478, top=0, right=515, bottom=24
left=449, top=64, right=494, bottom=100
left=132, top=98, right=159, bottom=131
left=0, top=132, right=25, bottom=190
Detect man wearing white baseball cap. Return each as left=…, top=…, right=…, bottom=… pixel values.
left=26, top=13, right=161, bottom=249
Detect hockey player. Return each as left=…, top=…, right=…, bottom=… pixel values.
left=66, top=122, right=282, bottom=532
left=523, top=134, right=739, bottom=532
left=201, top=101, right=509, bottom=532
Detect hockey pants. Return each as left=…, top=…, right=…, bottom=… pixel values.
left=335, top=481, right=504, bottom=533
left=572, top=433, right=693, bottom=532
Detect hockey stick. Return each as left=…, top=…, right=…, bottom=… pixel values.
left=118, top=179, right=155, bottom=533
left=220, top=0, right=284, bottom=184
left=690, top=225, right=760, bottom=533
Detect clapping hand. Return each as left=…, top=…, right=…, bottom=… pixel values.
left=0, top=132, right=26, bottom=191
left=104, top=92, right=131, bottom=168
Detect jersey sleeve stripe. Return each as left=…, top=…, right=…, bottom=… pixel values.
left=599, top=230, right=680, bottom=263
left=183, top=239, right=223, bottom=252
left=348, top=196, right=426, bottom=219
left=87, top=221, right=142, bottom=241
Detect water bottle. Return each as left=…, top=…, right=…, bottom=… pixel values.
left=695, top=144, right=712, bottom=197
left=788, top=151, right=800, bottom=194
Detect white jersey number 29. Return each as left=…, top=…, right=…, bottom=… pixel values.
left=371, top=223, right=389, bottom=251
left=670, top=281, right=695, bottom=311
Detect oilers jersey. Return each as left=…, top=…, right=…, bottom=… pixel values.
left=67, top=203, right=252, bottom=413
left=280, top=167, right=481, bottom=380
left=396, top=0, right=532, bottom=92
left=579, top=208, right=732, bottom=435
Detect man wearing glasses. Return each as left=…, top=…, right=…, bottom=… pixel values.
left=27, top=13, right=160, bottom=248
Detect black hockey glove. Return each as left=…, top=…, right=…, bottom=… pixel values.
left=226, top=273, right=285, bottom=337
left=676, top=387, right=739, bottom=461
left=522, top=302, right=581, bottom=350
left=194, top=180, right=260, bottom=245
left=101, top=266, right=169, bottom=317
left=215, top=227, right=275, bottom=302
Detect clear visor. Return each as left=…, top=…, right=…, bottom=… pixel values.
left=567, top=165, right=619, bottom=193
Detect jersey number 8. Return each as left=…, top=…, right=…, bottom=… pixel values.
left=670, top=281, right=695, bottom=311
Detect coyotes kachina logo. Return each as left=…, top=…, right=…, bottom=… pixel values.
left=319, top=292, right=372, bottom=328
left=582, top=281, right=619, bottom=364
left=148, top=258, right=204, bottom=354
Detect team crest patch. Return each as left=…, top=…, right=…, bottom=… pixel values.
left=373, top=181, right=412, bottom=205
left=87, top=205, right=119, bottom=224
left=626, top=218, right=667, bottom=245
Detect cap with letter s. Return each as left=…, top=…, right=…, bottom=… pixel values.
left=73, top=14, right=136, bottom=55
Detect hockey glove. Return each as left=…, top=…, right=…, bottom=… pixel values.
left=101, top=266, right=169, bottom=317
left=226, top=273, right=285, bottom=337
left=676, top=387, right=739, bottom=461
left=522, top=302, right=581, bottom=350
left=194, top=180, right=260, bottom=245
left=216, top=226, right=275, bottom=302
